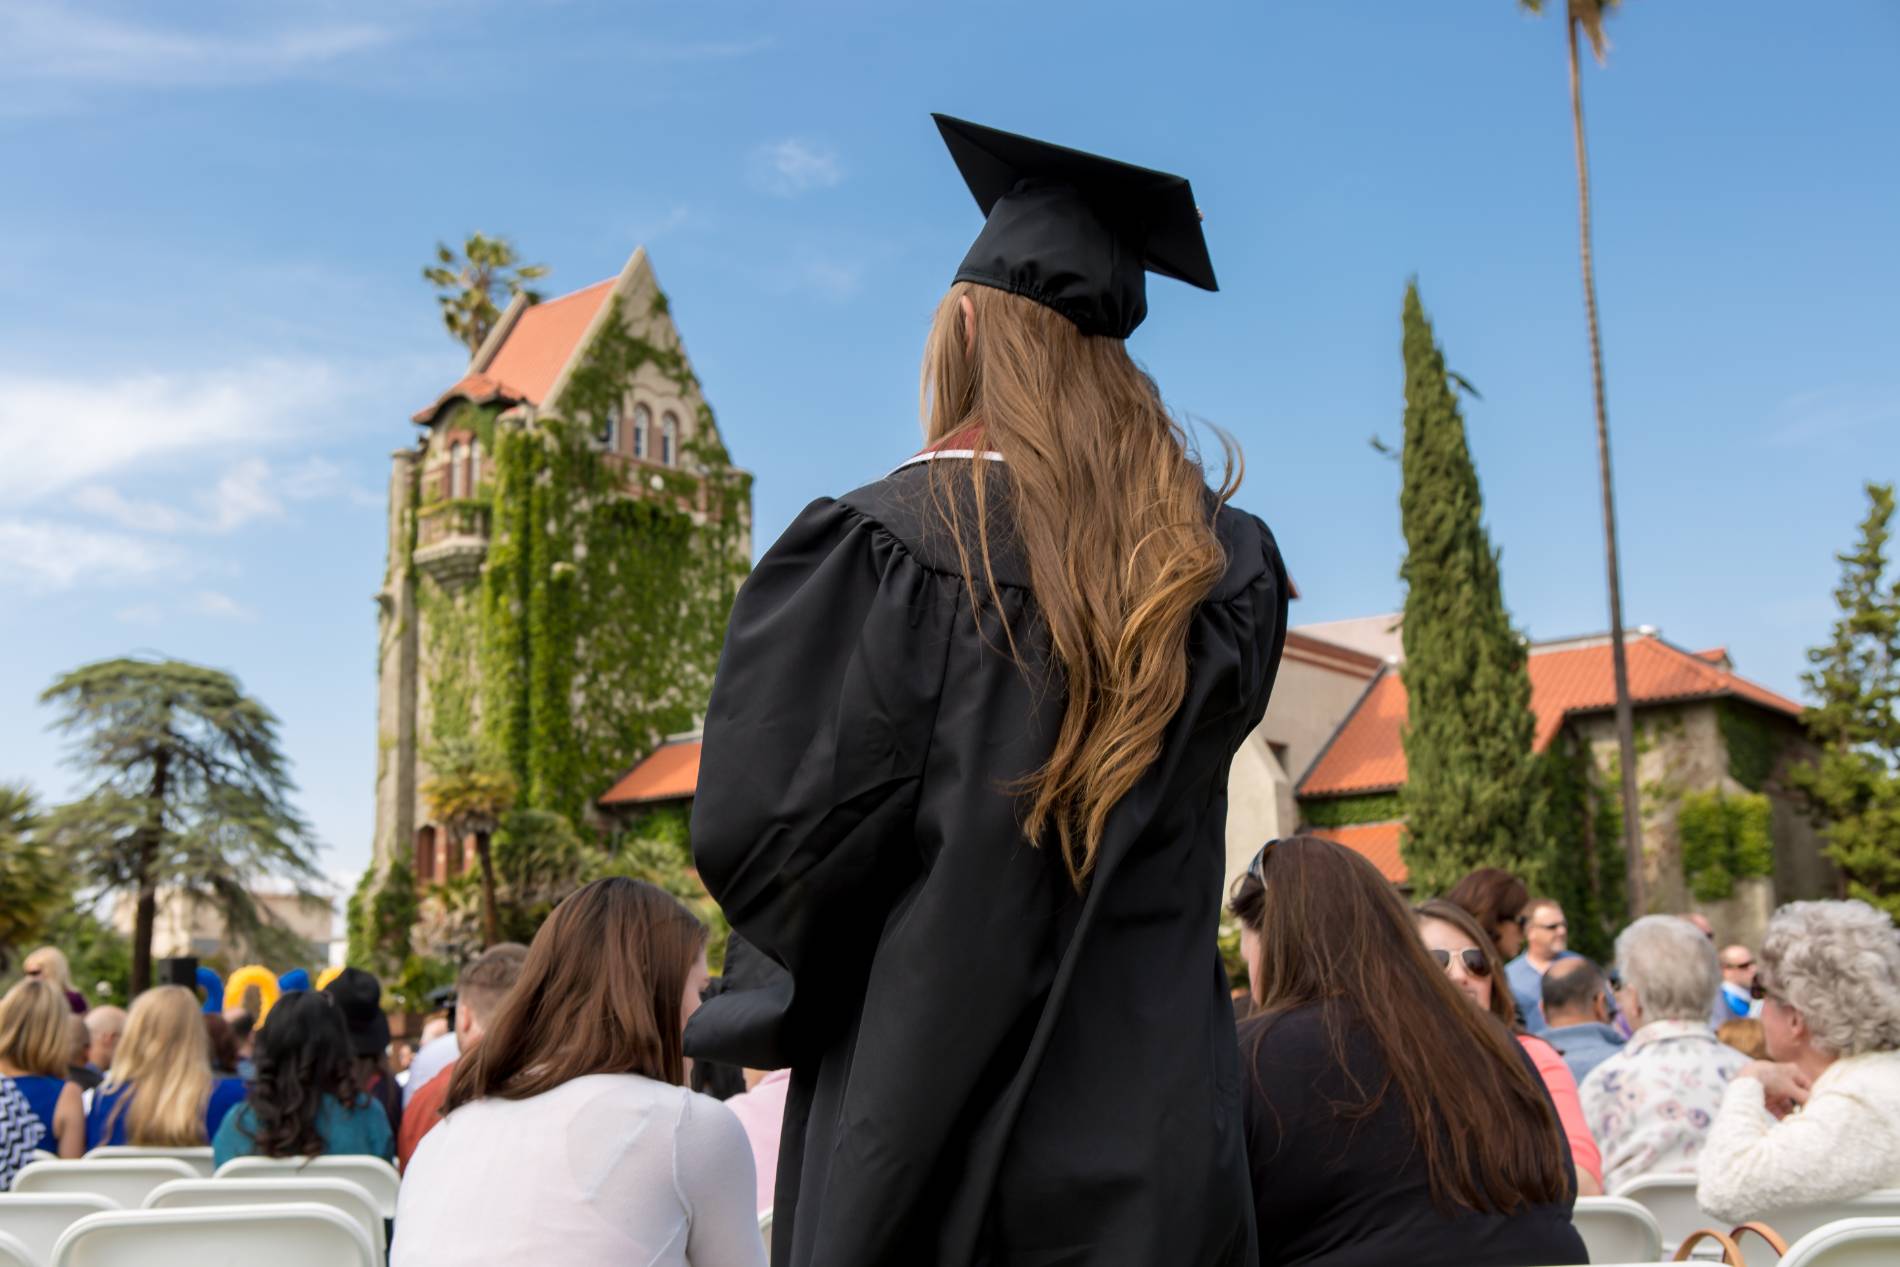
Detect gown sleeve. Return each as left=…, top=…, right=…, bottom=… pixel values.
left=691, top=496, right=956, bottom=1059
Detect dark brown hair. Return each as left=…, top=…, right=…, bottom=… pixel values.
left=445, top=879, right=706, bottom=1113
left=247, top=990, right=355, bottom=1158
left=1249, top=837, right=1569, bottom=1214
left=1416, top=898, right=1521, bottom=1031
left=202, top=1013, right=241, bottom=1075
left=1227, top=869, right=1266, bottom=933
left=1444, top=867, right=1529, bottom=956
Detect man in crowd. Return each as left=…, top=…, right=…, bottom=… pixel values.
left=1717, top=944, right=1759, bottom=1019
left=1538, top=956, right=1626, bottom=1084
left=403, top=1011, right=455, bottom=1107
left=1505, top=899, right=1575, bottom=1033
left=396, top=943, right=528, bottom=1170
left=84, top=1005, right=125, bottom=1074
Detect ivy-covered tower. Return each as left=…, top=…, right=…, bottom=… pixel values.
left=371, top=248, right=751, bottom=890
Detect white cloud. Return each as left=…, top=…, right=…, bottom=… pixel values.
left=71, top=485, right=193, bottom=534
left=192, top=589, right=255, bottom=621
left=630, top=36, right=775, bottom=63
left=0, top=2, right=392, bottom=89
left=749, top=139, right=843, bottom=197
left=0, top=359, right=342, bottom=504
left=0, top=518, right=185, bottom=590
left=1766, top=384, right=1900, bottom=446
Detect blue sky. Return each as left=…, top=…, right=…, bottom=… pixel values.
left=3, top=0, right=1896, bottom=888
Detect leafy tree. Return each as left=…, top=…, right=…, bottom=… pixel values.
left=0, top=784, right=63, bottom=972
left=1518, top=0, right=1645, bottom=915
left=423, top=234, right=549, bottom=356
left=40, top=658, right=321, bottom=993
left=1790, top=483, right=1900, bottom=917
left=421, top=737, right=518, bottom=948
left=1396, top=283, right=1545, bottom=893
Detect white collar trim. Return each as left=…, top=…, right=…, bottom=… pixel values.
left=891, top=448, right=1005, bottom=475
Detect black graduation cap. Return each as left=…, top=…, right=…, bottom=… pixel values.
left=934, top=113, right=1217, bottom=339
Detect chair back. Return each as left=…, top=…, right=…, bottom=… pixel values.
left=1571, top=1195, right=1664, bottom=1263
left=83, top=1147, right=215, bottom=1179
left=0, top=1194, right=116, bottom=1265
left=1619, top=1172, right=1709, bottom=1253
left=10, top=1159, right=196, bottom=1210
left=146, top=1177, right=384, bottom=1266
left=0, top=1230, right=33, bottom=1267
left=1780, top=1216, right=1900, bottom=1267
left=52, top=1202, right=374, bottom=1267
left=1750, top=1190, right=1900, bottom=1257
left=214, top=1155, right=400, bottom=1220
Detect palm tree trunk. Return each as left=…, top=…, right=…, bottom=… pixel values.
left=476, top=832, right=500, bottom=948
left=1569, top=14, right=1646, bottom=919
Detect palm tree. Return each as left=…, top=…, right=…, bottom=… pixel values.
left=1521, top=0, right=1645, bottom=918
left=421, top=738, right=518, bottom=947
left=422, top=234, right=549, bottom=357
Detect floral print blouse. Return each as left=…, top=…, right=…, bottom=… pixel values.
left=1579, top=1018, right=1749, bottom=1193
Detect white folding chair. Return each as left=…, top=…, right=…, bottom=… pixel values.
left=83, top=1147, right=215, bottom=1179
left=1572, top=1195, right=1665, bottom=1264
left=760, top=1207, right=772, bottom=1249
left=1747, top=1190, right=1900, bottom=1255
left=146, top=1177, right=385, bottom=1267
left=0, top=1193, right=117, bottom=1265
left=1620, top=1172, right=1710, bottom=1254
left=0, top=1231, right=33, bottom=1267
left=1780, top=1216, right=1900, bottom=1267
left=215, top=1155, right=401, bottom=1220
left=52, top=1202, right=375, bottom=1267
left=10, top=1159, right=196, bottom=1211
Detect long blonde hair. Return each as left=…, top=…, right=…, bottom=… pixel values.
left=0, top=978, right=72, bottom=1077
left=921, top=282, right=1236, bottom=887
left=102, top=986, right=214, bottom=1146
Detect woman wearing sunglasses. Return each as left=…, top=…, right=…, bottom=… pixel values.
left=1229, top=836, right=1584, bottom=1266
left=1416, top=900, right=1604, bottom=1197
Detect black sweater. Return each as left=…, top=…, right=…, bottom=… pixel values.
left=1240, top=1003, right=1587, bottom=1267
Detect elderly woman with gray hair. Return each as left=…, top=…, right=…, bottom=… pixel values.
left=1696, top=900, right=1900, bottom=1222
left=1579, top=916, right=1749, bottom=1193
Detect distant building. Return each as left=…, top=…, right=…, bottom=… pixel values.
left=1289, top=620, right=1826, bottom=944
left=373, top=248, right=750, bottom=893
left=111, top=888, right=340, bottom=970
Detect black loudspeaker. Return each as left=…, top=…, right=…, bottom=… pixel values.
left=159, top=957, right=199, bottom=989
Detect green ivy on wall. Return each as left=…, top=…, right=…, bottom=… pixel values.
left=1678, top=788, right=1774, bottom=902
left=1719, top=701, right=1787, bottom=794
left=1300, top=791, right=1404, bottom=828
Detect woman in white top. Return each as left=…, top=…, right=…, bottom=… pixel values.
left=1698, top=899, right=1900, bottom=1223
left=396, top=878, right=765, bottom=1267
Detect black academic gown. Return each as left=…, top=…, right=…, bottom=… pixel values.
left=686, top=458, right=1289, bottom=1267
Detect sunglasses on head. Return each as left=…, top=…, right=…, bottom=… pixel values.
left=1246, top=839, right=1283, bottom=884
left=1429, top=948, right=1492, bottom=979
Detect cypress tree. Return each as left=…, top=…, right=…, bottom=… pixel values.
left=1397, top=283, right=1545, bottom=892
left=1789, top=483, right=1900, bottom=918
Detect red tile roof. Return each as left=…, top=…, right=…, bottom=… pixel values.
left=412, top=278, right=618, bottom=424
left=599, top=739, right=701, bottom=806
left=1299, top=635, right=1804, bottom=798
left=1311, top=821, right=1408, bottom=884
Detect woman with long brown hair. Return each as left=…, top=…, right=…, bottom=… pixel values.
left=394, top=878, right=763, bottom=1267
left=1233, top=837, right=1584, bottom=1266
left=686, top=116, right=1289, bottom=1266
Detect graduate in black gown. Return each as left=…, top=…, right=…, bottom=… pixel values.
left=685, top=115, right=1290, bottom=1266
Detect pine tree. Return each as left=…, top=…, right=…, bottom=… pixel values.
left=1397, top=283, right=1545, bottom=892
left=1789, top=483, right=1900, bottom=917
left=40, top=658, right=321, bottom=992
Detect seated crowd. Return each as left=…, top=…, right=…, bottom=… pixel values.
left=2, top=860, right=1898, bottom=1265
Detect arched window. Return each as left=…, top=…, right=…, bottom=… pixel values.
left=661, top=412, right=678, bottom=467
left=415, top=825, right=438, bottom=884
left=601, top=403, right=621, bottom=452
left=466, top=439, right=481, bottom=492
left=448, top=442, right=466, bottom=498
left=632, top=405, right=650, bottom=460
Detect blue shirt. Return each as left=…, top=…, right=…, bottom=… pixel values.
left=1541, top=1020, right=1627, bottom=1085
left=1504, top=951, right=1577, bottom=1033
left=212, top=1092, right=394, bottom=1169
left=86, top=1077, right=247, bottom=1149
left=7, top=1075, right=65, bottom=1147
